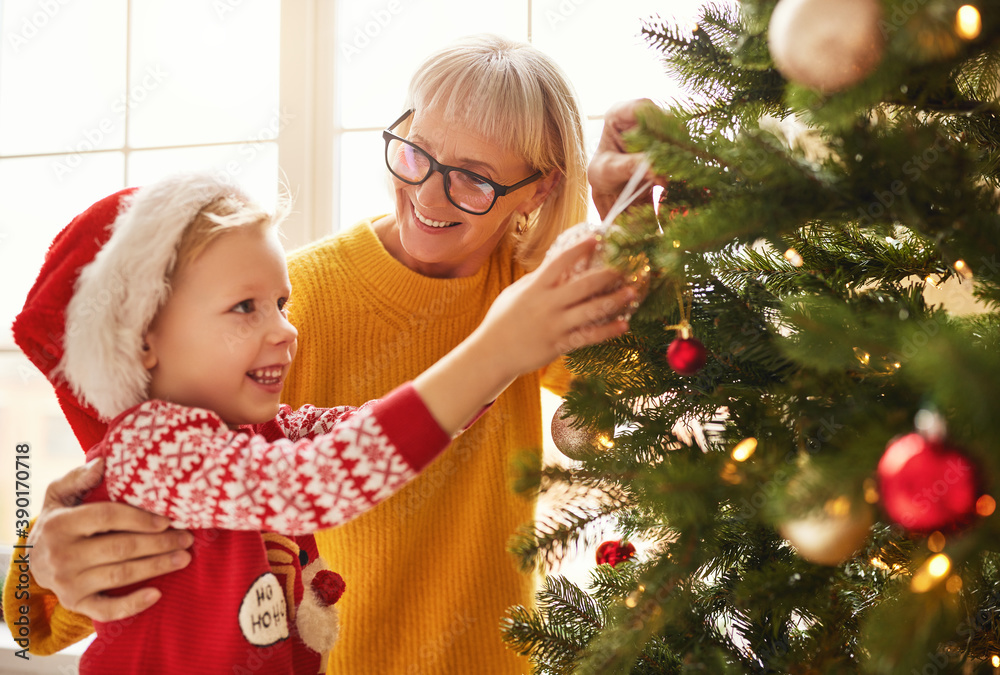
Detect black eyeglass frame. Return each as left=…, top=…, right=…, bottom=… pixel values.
left=382, top=109, right=543, bottom=216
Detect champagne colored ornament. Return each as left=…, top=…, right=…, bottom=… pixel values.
left=877, top=431, right=980, bottom=533
left=768, top=0, right=885, bottom=93
left=779, top=499, right=874, bottom=565
left=545, top=162, right=654, bottom=313
left=551, top=401, right=613, bottom=461
left=596, top=540, right=637, bottom=567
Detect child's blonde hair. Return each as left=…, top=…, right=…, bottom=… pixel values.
left=174, top=194, right=287, bottom=275
left=403, top=34, right=588, bottom=270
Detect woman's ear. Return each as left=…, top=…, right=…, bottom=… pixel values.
left=522, top=170, right=563, bottom=214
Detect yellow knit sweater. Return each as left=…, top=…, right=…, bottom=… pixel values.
left=283, top=219, right=568, bottom=675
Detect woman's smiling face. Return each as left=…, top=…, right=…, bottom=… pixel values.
left=388, top=106, right=551, bottom=278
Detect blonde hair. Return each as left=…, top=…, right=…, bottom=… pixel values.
left=175, top=193, right=289, bottom=275
left=404, top=34, right=588, bottom=270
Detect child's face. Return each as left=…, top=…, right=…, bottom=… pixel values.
left=142, top=226, right=297, bottom=426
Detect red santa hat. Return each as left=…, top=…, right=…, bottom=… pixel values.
left=12, top=173, right=248, bottom=450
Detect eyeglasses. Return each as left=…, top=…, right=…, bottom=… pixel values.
left=382, top=109, right=543, bottom=216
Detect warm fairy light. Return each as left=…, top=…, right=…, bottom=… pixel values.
left=825, top=496, right=851, bottom=517
left=953, top=259, right=974, bottom=280
left=925, top=274, right=941, bottom=287
left=976, top=494, right=996, bottom=517
left=673, top=240, right=681, bottom=248
left=625, top=586, right=644, bottom=609
left=863, top=478, right=880, bottom=504
left=928, top=554, right=951, bottom=577
left=731, top=437, right=757, bottom=462
left=720, top=460, right=743, bottom=484
left=992, top=655, right=1000, bottom=668
left=911, top=554, right=951, bottom=593
left=598, top=434, right=616, bottom=450
left=870, top=557, right=890, bottom=571
left=927, top=531, right=946, bottom=553
left=956, top=5, right=982, bottom=40
left=947, top=575, right=964, bottom=593
left=784, top=248, right=804, bottom=267
left=893, top=362, right=902, bottom=370
left=853, top=347, right=871, bottom=366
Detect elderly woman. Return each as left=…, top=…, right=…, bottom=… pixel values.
left=7, top=36, right=655, bottom=674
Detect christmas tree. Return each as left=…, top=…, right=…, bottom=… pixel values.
left=501, top=1, right=1000, bottom=673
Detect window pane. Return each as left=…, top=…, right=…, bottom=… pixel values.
left=128, top=0, right=281, bottom=147
left=128, top=143, right=280, bottom=212
left=0, top=0, right=127, bottom=155
left=533, top=0, right=704, bottom=117
left=0, top=153, right=125, bottom=348
left=336, top=0, right=529, bottom=129
left=0, top=351, right=83, bottom=548
left=338, top=130, right=395, bottom=230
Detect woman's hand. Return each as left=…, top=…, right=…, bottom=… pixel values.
left=26, top=458, right=194, bottom=622
left=589, top=98, right=668, bottom=220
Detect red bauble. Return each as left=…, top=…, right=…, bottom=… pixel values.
left=310, top=569, right=346, bottom=607
left=667, top=337, right=707, bottom=375
left=596, top=540, right=637, bottom=567
left=877, top=433, right=980, bottom=533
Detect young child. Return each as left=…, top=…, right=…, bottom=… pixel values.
left=10, top=173, right=634, bottom=674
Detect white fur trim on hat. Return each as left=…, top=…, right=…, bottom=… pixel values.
left=56, top=173, right=249, bottom=421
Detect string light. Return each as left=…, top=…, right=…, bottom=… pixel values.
left=720, top=460, right=743, bottom=485
left=853, top=347, right=871, bottom=366
left=976, top=494, right=996, bottom=517
left=870, top=557, right=890, bottom=571
left=927, top=531, right=946, bottom=553
left=956, top=5, right=982, bottom=40
left=863, top=478, right=880, bottom=504
left=954, top=259, right=974, bottom=280
left=911, top=553, right=951, bottom=593
left=673, top=240, right=681, bottom=248
left=784, top=247, right=804, bottom=267
left=825, top=496, right=851, bottom=517
left=925, top=274, right=941, bottom=287
left=731, top=437, right=757, bottom=462
left=992, top=655, right=1000, bottom=668
left=946, top=575, right=964, bottom=593
left=598, top=434, right=616, bottom=450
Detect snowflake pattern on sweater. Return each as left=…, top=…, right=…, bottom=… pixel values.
left=103, top=399, right=420, bottom=534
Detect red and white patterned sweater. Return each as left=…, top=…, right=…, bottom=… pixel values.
left=78, top=382, right=451, bottom=675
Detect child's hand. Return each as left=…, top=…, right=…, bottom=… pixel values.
left=413, top=236, right=636, bottom=436
left=477, top=235, right=636, bottom=378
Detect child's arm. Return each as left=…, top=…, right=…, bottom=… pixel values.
left=103, top=383, right=449, bottom=535
left=413, top=235, right=634, bottom=434
left=100, top=237, right=631, bottom=535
